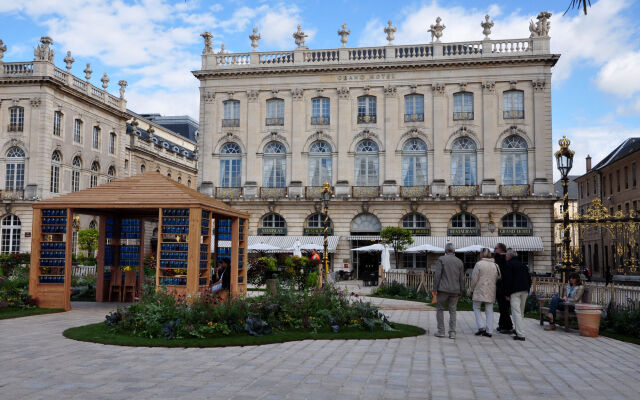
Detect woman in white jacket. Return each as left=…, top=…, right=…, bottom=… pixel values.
left=469, top=248, right=501, bottom=337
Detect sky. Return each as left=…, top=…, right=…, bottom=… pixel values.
left=1, top=0, right=640, bottom=180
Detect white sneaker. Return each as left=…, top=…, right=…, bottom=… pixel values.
left=449, top=332, right=456, bottom=339
left=434, top=332, right=445, bottom=338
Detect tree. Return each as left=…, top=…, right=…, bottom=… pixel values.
left=78, top=228, right=98, bottom=257
left=380, top=226, right=413, bottom=270
left=565, top=0, right=591, bottom=15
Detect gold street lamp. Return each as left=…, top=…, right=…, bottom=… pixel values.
left=554, top=136, right=575, bottom=283
left=319, top=181, right=333, bottom=288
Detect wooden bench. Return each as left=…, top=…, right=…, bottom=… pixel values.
left=539, top=286, right=591, bottom=332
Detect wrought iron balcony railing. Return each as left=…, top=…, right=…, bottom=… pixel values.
left=404, top=113, right=424, bottom=122
left=449, top=185, right=478, bottom=197
left=265, top=117, right=284, bottom=126
left=222, top=119, right=240, bottom=127
left=260, top=187, right=287, bottom=199
left=305, top=186, right=333, bottom=199
left=400, top=185, right=430, bottom=198
left=453, top=112, right=474, bottom=120
left=503, top=110, right=525, bottom=119
left=311, top=116, right=330, bottom=125
left=7, top=123, right=23, bottom=132
left=352, top=186, right=380, bottom=198
left=357, top=115, right=376, bottom=124
left=499, top=184, right=530, bottom=197
left=215, top=187, right=242, bottom=199
left=0, top=190, right=25, bottom=200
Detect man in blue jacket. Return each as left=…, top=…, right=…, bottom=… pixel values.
left=503, top=249, right=531, bottom=341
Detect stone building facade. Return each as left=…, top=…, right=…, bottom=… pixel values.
left=194, top=14, right=559, bottom=275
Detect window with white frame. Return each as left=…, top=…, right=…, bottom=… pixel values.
left=404, top=94, right=424, bottom=122
left=450, top=213, right=478, bottom=228
left=451, top=137, right=477, bottom=185
left=311, top=97, right=330, bottom=125
left=501, top=135, right=528, bottom=185
left=222, top=100, right=240, bottom=127
left=107, top=166, right=115, bottom=182
left=402, top=139, right=428, bottom=186
left=92, top=126, right=100, bottom=149
left=263, top=142, right=286, bottom=187
left=73, top=119, right=82, bottom=143
left=109, top=132, right=116, bottom=154
left=220, top=143, right=242, bottom=187
left=1, top=214, right=21, bottom=254
left=357, top=96, right=376, bottom=123
left=53, top=111, right=62, bottom=136
left=90, top=161, right=99, bottom=188
left=9, top=107, right=24, bottom=131
left=308, top=141, right=332, bottom=186
left=502, top=212, right=531, bottom=228
left=5, top=147, right=25, bottom=191
left=72, top=156, right=81, bottom=192
left=402, top=213, right=429, bottom=230
left=50, top=151, right=61, bottom=193
left=305, top=213, right=333, bottom=231
left=261, top=213, right=286, bottom=232
left=266, top=98, right=284, bottom=125
left=453, top=92, right=473, bottom=120
left=503, top=90, right=524, bottom=119
left=355, top=140, right=379, bottom=186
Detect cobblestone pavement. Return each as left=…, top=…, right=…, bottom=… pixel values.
left=1, top=301, right=639, bottom=400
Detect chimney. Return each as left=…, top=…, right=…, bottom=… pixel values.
left=586, top=154, right=592, bottom=172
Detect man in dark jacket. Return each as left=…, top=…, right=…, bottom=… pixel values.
left=503, top=249, right=531, bottom=341
left=494, top=242, right=513, bottom=333
left=433, top=243, right=465, bottom=339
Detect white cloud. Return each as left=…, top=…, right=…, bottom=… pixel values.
left=257, top=4, right=308, bottom=50
left=597, top=51, right=640, bottom=98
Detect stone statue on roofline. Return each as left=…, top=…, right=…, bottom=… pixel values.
left=384, top=20, right=396, bottom=45
left=428, top=17, right=445, bottom=42
left=481, top=15, right=494, bottom=40
left=529, top=11, right=552, bottom=38
left=34, top=36, right=55, bottom=62
left=338, top=23, right=350, bottom=48
left=249, top=27, right=261, bottom=51
left=201, top=32, right=213, bottom=54
left=293, top=25, right=308, bottom=49
left=0, top=40, right=7, bottom=61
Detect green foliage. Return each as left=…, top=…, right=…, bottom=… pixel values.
left=601, top=305, right=640, bottom=339
left=247, top=256, right=278, bottom=285
left=305, top=272, right=319, bottom=289
left=143, top=252, right=157, bottom=280
left=380, top=226, right=413, bottom=268
left=373, top=281, right=430, bottom=302
left=78, top=228, right=98, bottom=256
left=0, top=264, right=35, bottom=309
left=0, top=253, right=30, bottom=277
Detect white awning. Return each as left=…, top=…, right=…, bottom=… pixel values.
left=213, top=236, right=340, bottom=253
left=409, top=236, right=544, bottom=252
left=346, top=235, right=381, bottom=241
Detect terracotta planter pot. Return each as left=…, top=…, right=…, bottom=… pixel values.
left=575, top=303, right=603, bottom=338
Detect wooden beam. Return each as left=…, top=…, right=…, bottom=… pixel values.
left=28, top=208, right=41, bottom=300
left=186, top=207, right=201, bottom=295
left=230, top=217, right=239, bottom=297
left=155, top=208, right=162, bottom=291
left=63, top=208, right=73, bottom=311
left=96, top=215, right=107, bottom=302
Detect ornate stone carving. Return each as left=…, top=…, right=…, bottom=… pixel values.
left=361, top=201, right=370, bottom=213
left=293, top=25, right=308, bottom=49
left=384, top=20, right=397, bottom=45
left=203, top=91, right=215, bottom=103
left=249, top=27, right=261, bottom=51
left=481, top=15, right=494, bottom=40
left=529, top=11, right=552, bottom=38
left=30, top=98, right=41, bottom=108
left=0, top=40, right=8, bottom=61
left=291, top=88, right=304, bottom=100
left=247, top=90, right=259, bottom=102
left=118, top=80, right=127, bottom=98
left=363, top=85, right=370, bottom=95
left=34, top=36, right=54, bottom=62
left=482, top=80, right=495, bottom=94
left=100, top=73, right=109, bottom=89
left=338, top=23, right=350, bottom=48
left=200, top=32, right=213, bottom=54
left=316, top=89, right=324, bottom=96
left=459, top=82, right=467, bottom=91
left=428, top=17, right=445, bottom=42
left=432, top=83, right=446, bottom=96
left=63, top=51, right=74, bottom=71
left=218, top=44, right=226, bottom=54
left=384, top=85, right=397, bottom=97
left=226, top=91, right=235, bottom=99
left=83, top=63, right=92, bottom=81
left=337, top=87, right=350, bottom=99
left=510, top=80, right=518, bottom=90
left=532, top=79, right=546, bottom=92
left=410, top=85, right=417, bottom=94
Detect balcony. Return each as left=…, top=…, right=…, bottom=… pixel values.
left=0, top=190, right=25, bottom=200
left=305, top=186, right=333, bottom=199
left=453, top=112, right=474, bottom=121
left=357, top=115, right=376, bottom=124
left=449, top=185, right=478, bottom=197
left=260, top=187, right=287, bottom=199
left=222, top=119, right=240, bottom=127
left=7, top=123, right=23, bottom=132
left=215, top=187, right=242, bottom=199
left=503, top=110, right=524, bottom=119
left=400, top=186, right=429, bottom=198
left=500, top=184, right=530, bottom=197
left=265, top=117, right=284, bottom=126
left=404, top=113, right=424, bottom=122
left=311, top=116, right=330, bottom=125
left=352, top=186, right=380, bottom=198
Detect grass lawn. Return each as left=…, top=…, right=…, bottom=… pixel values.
left=63, top=322, right=426, bottom=348
left=0, top=307, right=65, bottom=320
left=368, top=293, right=431, bottom=304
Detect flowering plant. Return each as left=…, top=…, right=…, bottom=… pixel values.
left=122, top=266, right=133, bottom=272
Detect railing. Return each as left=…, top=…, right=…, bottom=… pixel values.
left=259, top=51, right=294, bottom=65
left=400, top=185, right=429, bottom=198
left=107, top=94, right=121, bottom=108
left=7, top=123, right=23, bottom=132
left=311, top=116, right=330, bottom=125
left=72, top=77, right=87, bottom=90
left=0, top=190, right=25, bottom=200
left=453, top=112, right=474, bottom=120
left=357, top=115, right=376, bottom=124
left=503, top=110, right=525, bottom=119
left=449, top=185, right=478, bottom=197
left=90, top=86, right=103, bottom=98
left=500, top=184, right=530, bottom=197
left=404, top=113, right=424, bottom=122
left=395, top=45, right=433, bottom=59
left=352, top=186, right=380, bottom=198
left=305, top=186, right=330, bottom=199
left=215, top=53, right=251, bottom=66
left=2, top=62, right=33, bottom=74
left=53, top=67, right=68, bottom=81
left=348, top=47, right=386, bottom=61
left=265, top=117, right=284, bottom=126
left=303, top=50, right=339, bottom=63
left=489, top=40, right=531, bottom=54
left=216, top=187, right=242, bottom=199
left=381, top=270, right=471, bottom=292
left=260, top=187, right=287, bottom=199
left=222, top=119, right=240, bottom=127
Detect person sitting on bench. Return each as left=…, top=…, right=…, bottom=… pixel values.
left=211, top=258, right=231, bottom=294
left=544, top=272, right=584, bottom=331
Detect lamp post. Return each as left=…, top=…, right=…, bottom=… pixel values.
left=320, top=181, right=333, bottom=288
left=554, top=136, right=575, bottom=284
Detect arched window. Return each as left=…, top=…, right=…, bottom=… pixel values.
left=107, top=166, right=115, bottom=182
left=220, top=142, right=242, bottom=188
left=1, top=214, right=21, bottom=253
left=109, top=132, right=116, bottom=154
left=309, top=141, right=332, bottom=186
left=92, top=126, right=100, bottom=149
left=503, top=90, right=524, bottom=119
left=402, top=139, right=427, bottom=186
left=260, top=213, right=286, bottom=235
left=451, top=137, right=477, bottom=185
left=53, top=111, right=62, bottom=136
left=167, top=172, right=172, bottom=178
left=5, top=147, right=25, bottom=191
left=500, top=212, right=532, bottom=236
left=404, top=94, right=424, bottom=122
left=187, top=178, right=191, bottom=187
left=178, top=176, right=182, bottom=183
left=9, top=107, right=24, bottom=131
left=90, top=161, right=100, bottom=188
left=140, top=164, right=146, bottom=173
left=263, top=142, right=286, bottom=188
left=223, top=100, right=240, bottom=126
left=305, top=213, right=333, bottom=235
left=89, top=220, right=97, bottom=229
left=402, top=213, right=430, bottom=234
left=453, top=92, right=474, bottom=120
left=350, top=213, right=382, bottom=234
left=357, top=96, right=376, bottom=123
left=311, top=97, right=330, bottom=125
left=72, top=156, right=82, bottom=192
left=266, top=98, right=284, bottom=125
left=50, top=151, right=61, bottom=193
left=355, top=140, right=379, bottom=186
left=501, top=135, right=528, bottom=185
left=448, top=212, right=479, bottom=236
left=73, top=119, right=82, bottom=143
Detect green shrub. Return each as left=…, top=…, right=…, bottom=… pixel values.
left=601, top=305, right=640, bottom=339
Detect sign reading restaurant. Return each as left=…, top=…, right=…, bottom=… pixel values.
left=498, top=228, right=533, bottom=236
left=257, top=227, right=287, bottom=235
left=303, top=227, right=334, bottom=235
left=447, top=227, right=480, bottom=236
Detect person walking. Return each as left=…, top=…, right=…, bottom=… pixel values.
left=503, top=249, right=531, bottom=341
left=469, top=248, right=501, bottom=337
left=494, top=242, right=513, bottom=333
left=433, top=243, right=465, bottom=339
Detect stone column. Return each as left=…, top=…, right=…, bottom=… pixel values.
left=199, top=87, right=216, bottom=192
left=481, top=81, right=497, bottom=195
left=245, top=90, right=260, bottom=187
left=290, top=88, right=305, bottom=183
left=431, top=83, right=447, bottom=188
left=383, top=85, right=398, bottom=182
left=336, top=87, right=351, bottom=184
left=532, top=78, right=551, bottom=195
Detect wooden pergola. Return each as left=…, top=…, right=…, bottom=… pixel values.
left=28, top=172, right=249, bottom=311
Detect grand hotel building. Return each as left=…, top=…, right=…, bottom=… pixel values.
left=195, top=15, right=559, bottom=277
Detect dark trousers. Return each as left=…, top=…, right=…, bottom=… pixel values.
left=496, top=293, right=513, bottom=330
left=548, top=295, right=574, bottom=319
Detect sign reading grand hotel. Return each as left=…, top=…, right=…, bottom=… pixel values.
left=408, top=228, right=431, bottom=235
left=336, top=73, right=395, bottom=81
left=498, top=228, right=533, bottom=236
left=257, top=227, right=287, bottom=235
left=303, top=227, right=334, bottom=235
left=447, top=227, right=480, bottom=236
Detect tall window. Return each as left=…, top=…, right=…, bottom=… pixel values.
left=92, top=126, right=100, bottom=149
left=502, top=213, right=531, bottom=228
left=220, top=143, right=242, bottom=187
left=593, top=176, right=597, bottom=195
left=450, top=213, right=478, bottom=229
left=357, top=96, right=376, bottom=123
left=401, top=213, right=428, bottom=268
left=1, top=215, right=21, bottom=254
left=109, top=132, right=116, bottom=154
left=503, top=90, right=524, bottom=119
left=5, top=147, right=25, bottom=191
left=222, top=100, right=240, bottom=127
left=501, top=135, right=528, bottom=185
left=72, top=156, right=81, bottom=192
left=355, top=140, right=379, bottom=186
left=625, top=166, right=629, bottom=189
left=451, top=137, right=477, bottom=185
left=263, top=142, right=286, bottom=187
left=261, top=213, right=286, bottom=235
left=311, top=97, right=330, bottom=125
left=140, top=164, right=146, bottom=173
left=73, top=119, right=82, bottom=143
left=401, top=139, right=427, bottom=186
left=8, top=107, right=24, bottom=131
left=50, top=151, right=61, bottom=193
left=90, top=161, right=99, bottom=188
left=308, top=141, right=332, bottom=186
left=633, top=162, right=637, bottom=187
left=404, top=94, right=424, bottom=122
left=453, top=92, right=473, bottom=120
left=617, top=170, right=621, bottom=192
left=107, top=166, right=115, bottom=182
left=266, top=98, right=284, bottom=125
left=53, top=111, right=62, bottom=136
left=402, top=213, right=429, bottom=231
